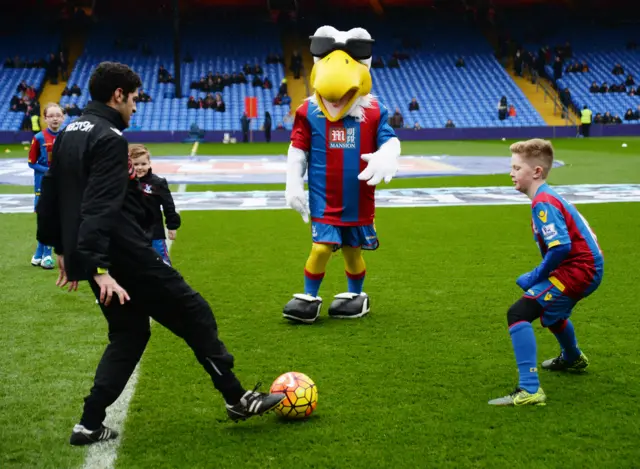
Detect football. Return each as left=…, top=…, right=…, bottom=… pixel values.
left=270, top=371, right=318, bottom=419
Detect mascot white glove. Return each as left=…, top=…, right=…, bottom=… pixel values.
left=357, top=137, right=401, bottom=186
left=285, top=144, right=310, bottom=223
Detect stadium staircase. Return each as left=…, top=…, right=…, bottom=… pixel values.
left=505, top=64, right=570, bottom=126
left=281, top=32, right=312, bottom=109
left=38, top=31, right=87, bottom=113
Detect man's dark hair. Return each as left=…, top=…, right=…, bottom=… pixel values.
left=89, top=61, right=142, bottom=103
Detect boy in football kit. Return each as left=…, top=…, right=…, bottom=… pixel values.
left=129, top=144, right=180, bottom=265
left=29, top=103, right=65, bottom=269
left=489, top=139, right=604, bottom=407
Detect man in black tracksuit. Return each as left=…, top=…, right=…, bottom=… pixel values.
left=36, top=62, right=284, bottom=446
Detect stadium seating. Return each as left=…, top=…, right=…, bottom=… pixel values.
left=0, top=69, right=47, bottom=131
left=58, top=20, right=289, bottom=132
left=2, top=17, right=551, bottom=131
left=367, top=20, right=546, bottom=128
left=516, top=23, right=640, bottom=122
left=0, top=28, right=59, bottom=131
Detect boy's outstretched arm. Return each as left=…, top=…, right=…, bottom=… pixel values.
left=159, top=178, right=181, bottom=231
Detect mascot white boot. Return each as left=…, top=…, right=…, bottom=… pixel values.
left=283, top=26, right=401, bottom=324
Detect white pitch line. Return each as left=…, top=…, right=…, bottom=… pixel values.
left=81, top=142, right=195, bottom=469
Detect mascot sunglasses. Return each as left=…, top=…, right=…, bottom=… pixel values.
left=309, top=36, right=375, bottom=61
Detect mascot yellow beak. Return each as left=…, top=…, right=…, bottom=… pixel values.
left=311, top=49, right=372, bottom=122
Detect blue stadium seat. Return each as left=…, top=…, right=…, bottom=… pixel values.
left=58, top=20, right=288, bottom=132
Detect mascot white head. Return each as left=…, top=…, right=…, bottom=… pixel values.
left=309, top=26, right=374, bottom=122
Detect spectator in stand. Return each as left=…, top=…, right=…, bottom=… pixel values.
left=21, top=111, right=32, bottom=131
left=612, top=114, right=623, bottom=124
left=290, top=50, right=302, bottom=79
left=445, top=119, right=455, bottom=128
left=553, top=56, right=563, bottom=81
left=508, top=104, right=517, bottom=117
left=62, top=83, right=82, bottom=96
left=589, top=81, right=599, bottom=93
left=409, top=98, right=420, bottom=112
left=634, top=105, right=640, bottom=119
left=389, top=108, right=404, bottom=129
left=24, top=86, right=37, bottom=102
left=498, top=96, right=508, bottom=120
left=602, top=112, right=613, bottom=124
left=203, top=93, right=215, bottom=109
left=580, top=105, right=592, bottom=137
left=214, top=93, right=225, bottom=112
left=455, top=57, right=465, bottom=68
left=599, top=82, right=609, bottom=93
left=241, top=113, right=250, bottom=143
left=624, top=108, right=636, bottom=121
left=612, top=64, right=624, bottom=75
left=563, top=41, right=573, bottom=59
left=610, top=83, right=624, bottom=93
left=625, top=74, right=635, bottom=86
left=514, top=50, right=523, bottom=76
left=158, top=66, right=169, bottom=81
left=68, top=104, right=82, bottom=117
left=371, top=57, right=384, bottom=69
left=279, top=79, right=287, bottom=96
left=262, top=77, right=272, bottom=89
left=136, top=89, right=152, bottom=103
left=252, top=75, right=263, bottom=87
left=559, top=87, right=572, bottom=116
left=387, top=55, right=399, bottom=68
left=46, top=53, right=59, bottom=84
left=59, top=51, right=68, bottom=81
left=187, top=97, right=199, bottom=109
left=264, top=111, right=272, bottom=143
left=593, top=113, right=604, bottom=124
left=266, top=52, right=282, bottom=64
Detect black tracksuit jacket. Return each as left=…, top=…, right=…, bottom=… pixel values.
left=36, top=101, right=156, bottom=281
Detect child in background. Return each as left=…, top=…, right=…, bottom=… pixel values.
left=28, top=103, right=65, bottom=269
left=129, top=144, right=181, bottom=265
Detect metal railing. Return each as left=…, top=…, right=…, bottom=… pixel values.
left=523, top=65, right=580, bottom=130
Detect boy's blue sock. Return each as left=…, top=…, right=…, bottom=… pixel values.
left=509, top=322, right=540, bottom=393
left=42, top=245, right=53, bottom=258
left=34, top=242, right=44, bottom=259
left=304, top=269, right=324, bottom=297
left=550, top=319, right=581, bottom=362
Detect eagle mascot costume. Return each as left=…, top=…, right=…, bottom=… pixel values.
left=283, top=25, right=401, bottom=324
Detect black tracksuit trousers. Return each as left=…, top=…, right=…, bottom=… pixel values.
left=79, top=247, right=245, bottom=429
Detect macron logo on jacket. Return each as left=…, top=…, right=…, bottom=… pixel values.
left=65, top=121, right=95, bottom=132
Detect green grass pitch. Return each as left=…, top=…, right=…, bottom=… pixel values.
left=1, top=138, right=640, bottom=468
